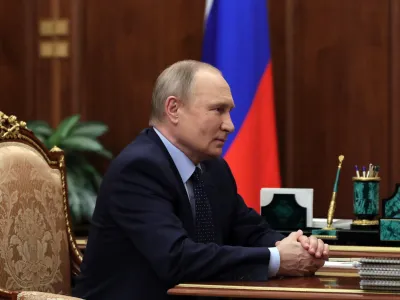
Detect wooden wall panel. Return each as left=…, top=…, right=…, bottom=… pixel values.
left=0, top=0, right=36, bottom=120
left=36, top=0, right=55, bottom=124
left=389, top=0, right=400, bottom=193
left=36, top=0, right=77, bottom=127
left=0, top=0, right=71, bottom=127
left=269, top=0, right=391, bottom=219
left=58, top=0, right=83, bottom=119
left=2, top=0, right=399, bottom=222
left=268, top=0, right=289, bottom=185
left=78, top=0, right=205, bottom=157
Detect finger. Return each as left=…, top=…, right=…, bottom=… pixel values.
left=322, top=252, right=329, bottom=261
left=307, top=259, right=325, bottom=275
left=287, top=229, right=303, bottom=241
left=315, top=258, right=325, bottom=269
left=308, top=236, right=318, bottom=255
left=315, top=239, right=324, bottom=258
left=298, top=235, right=310, bottom=250
left=323, top=243, right=329, bottom=259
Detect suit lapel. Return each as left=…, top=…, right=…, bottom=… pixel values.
left=146, top=128, right=195, bottom=237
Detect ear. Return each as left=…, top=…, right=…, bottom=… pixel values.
left=164, top=96, right=182, bottom=124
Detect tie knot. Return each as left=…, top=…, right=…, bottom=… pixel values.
left=191, top=167, right=202, bottom=182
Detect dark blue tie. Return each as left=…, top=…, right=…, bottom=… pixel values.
left=191, top=167, right=215, bottom=243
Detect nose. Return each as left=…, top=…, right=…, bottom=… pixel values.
left=221, top=113, right=235, bottom=133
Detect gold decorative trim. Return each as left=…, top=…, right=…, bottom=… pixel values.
left=352, top=219, right=379, bottom=226
left=316, top=271, right=358, bottom=277
left=0, top=286, right=13, bottom=294
left=0, top=112, right=27, bottom=138
left=76, top=238, right=87, bottom=246
left=175, top=283, right=395, bottom=295
left=352, top=177, right=381, bottom=181
left=58, top=154, right=83, bottom=268
left=330, top=245, right=400, bottom=253
left=50, top=146, right=63, bottom=152
left=2, top=134, right=57, bottom=166
left=312, top=235, right=338, bottom=240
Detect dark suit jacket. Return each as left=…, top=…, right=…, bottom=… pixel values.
left=73, top=127, right=284, bottom=300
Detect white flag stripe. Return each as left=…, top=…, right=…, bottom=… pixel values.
left=204, top=0, right=214, bottom=21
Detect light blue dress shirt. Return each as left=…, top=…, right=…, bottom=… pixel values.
left=154, top=127, right=280, bottom=277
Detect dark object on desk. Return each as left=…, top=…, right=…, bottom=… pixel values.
left=261, top=193, right=307, bottom=230
left=279, top=227, right=400, bottom=246
left=380, top=184, right=400, bottom=242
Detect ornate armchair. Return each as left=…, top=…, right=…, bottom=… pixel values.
left=0, top=112, right=83, bottom=300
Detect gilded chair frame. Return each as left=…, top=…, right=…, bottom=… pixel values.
left=0, top=112, right=83, bottom=300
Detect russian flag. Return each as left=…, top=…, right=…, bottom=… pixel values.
left=202, top=0, right=281, bottom=212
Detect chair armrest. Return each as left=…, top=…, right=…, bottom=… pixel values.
left=17, top=292, right=82, bottom=300
left=0, top=288, right=18, bottom=300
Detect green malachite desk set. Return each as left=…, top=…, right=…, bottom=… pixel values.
left=261, top=153, right=400, bottom=245
left=308, top=157, right=399, bottom=245
left=380, top=184, right=400, bottom=242
left=312, top=156, right=387, bottom=241
left=352, top=175, right=380, bottom=229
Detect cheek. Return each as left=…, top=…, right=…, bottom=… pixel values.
left=199, top=123, right=218, bottom=139
left=194, top=114, right=222, bottom=142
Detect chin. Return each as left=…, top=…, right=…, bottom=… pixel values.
left=208, top=149, right=223, bottom=158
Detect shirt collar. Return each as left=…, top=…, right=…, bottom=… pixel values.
left=154, top=127, right=197, bottom=184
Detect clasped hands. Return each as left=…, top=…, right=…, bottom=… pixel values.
left=275, top=230, right=329, bottom=277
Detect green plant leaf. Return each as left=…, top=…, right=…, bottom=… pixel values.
left=48, top=114, right=80, bottom=147
left=67, top=167, right=97, bottom=223
left=77, top=187, right=97, bottom=217
left=26, top=120, right=53, bottom=137
left=70, top=122, right=109, bottom=138
left=67, top=172, right=82, bottom=223
left=66, top=155, right=103, bottom=189
left=60, top=136, right=109, bottom=154
left=96, top=148, right=113, bottom=159
left=68, top=165, right=90, bottom=188
left=81, top=162, right=103, bottom=188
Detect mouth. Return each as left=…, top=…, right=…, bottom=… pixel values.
left=215, top=138, right=226, bottom=143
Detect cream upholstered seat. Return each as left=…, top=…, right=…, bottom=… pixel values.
left=0, top=112, right=83, bottom=300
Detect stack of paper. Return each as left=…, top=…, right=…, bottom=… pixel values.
left=358, top=258, right=400, bottom=291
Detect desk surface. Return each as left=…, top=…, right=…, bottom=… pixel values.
left=168, top=274, right=400, bottom=299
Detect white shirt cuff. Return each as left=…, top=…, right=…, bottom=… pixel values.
left=268, top=247, right=280, bottom=277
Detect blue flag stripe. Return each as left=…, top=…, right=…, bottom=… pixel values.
left=202, top=0, right=272, bottom=155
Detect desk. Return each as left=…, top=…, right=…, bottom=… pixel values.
left=328, top=245, right=400, bottom=258
left=168, top=274, right=400, bottom=299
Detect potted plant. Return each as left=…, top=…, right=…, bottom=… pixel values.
left=26, top=114, right=112, bottom=233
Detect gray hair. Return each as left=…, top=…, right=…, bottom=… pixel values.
left=150, top=60, right=220, bottom=123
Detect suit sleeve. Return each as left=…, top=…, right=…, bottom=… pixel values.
left=108, top=158, right=271, bottom=287
left=221, top=160, right=285, bottom=247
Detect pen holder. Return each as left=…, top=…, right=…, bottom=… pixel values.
left=352, top=177, right=380, bottom=228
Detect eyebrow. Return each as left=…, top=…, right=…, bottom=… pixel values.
left=211, top=102, right=235, bottom=110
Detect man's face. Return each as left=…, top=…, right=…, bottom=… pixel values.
left=176, top=70, right=235, bottom=163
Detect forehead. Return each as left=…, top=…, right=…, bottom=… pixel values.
left=192, top=69, right=227, bottom=90
left=191, top=70, right=235, bottom=106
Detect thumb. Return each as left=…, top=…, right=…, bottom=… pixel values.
left=275, top=241, right=281, bottom=246
left=287, top=229, right=303, bottom=241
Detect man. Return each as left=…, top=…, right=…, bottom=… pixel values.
left=73, top=60, right=328, bottom=300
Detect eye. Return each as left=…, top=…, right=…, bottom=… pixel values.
left=214, top=107, right=224, bottom=113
